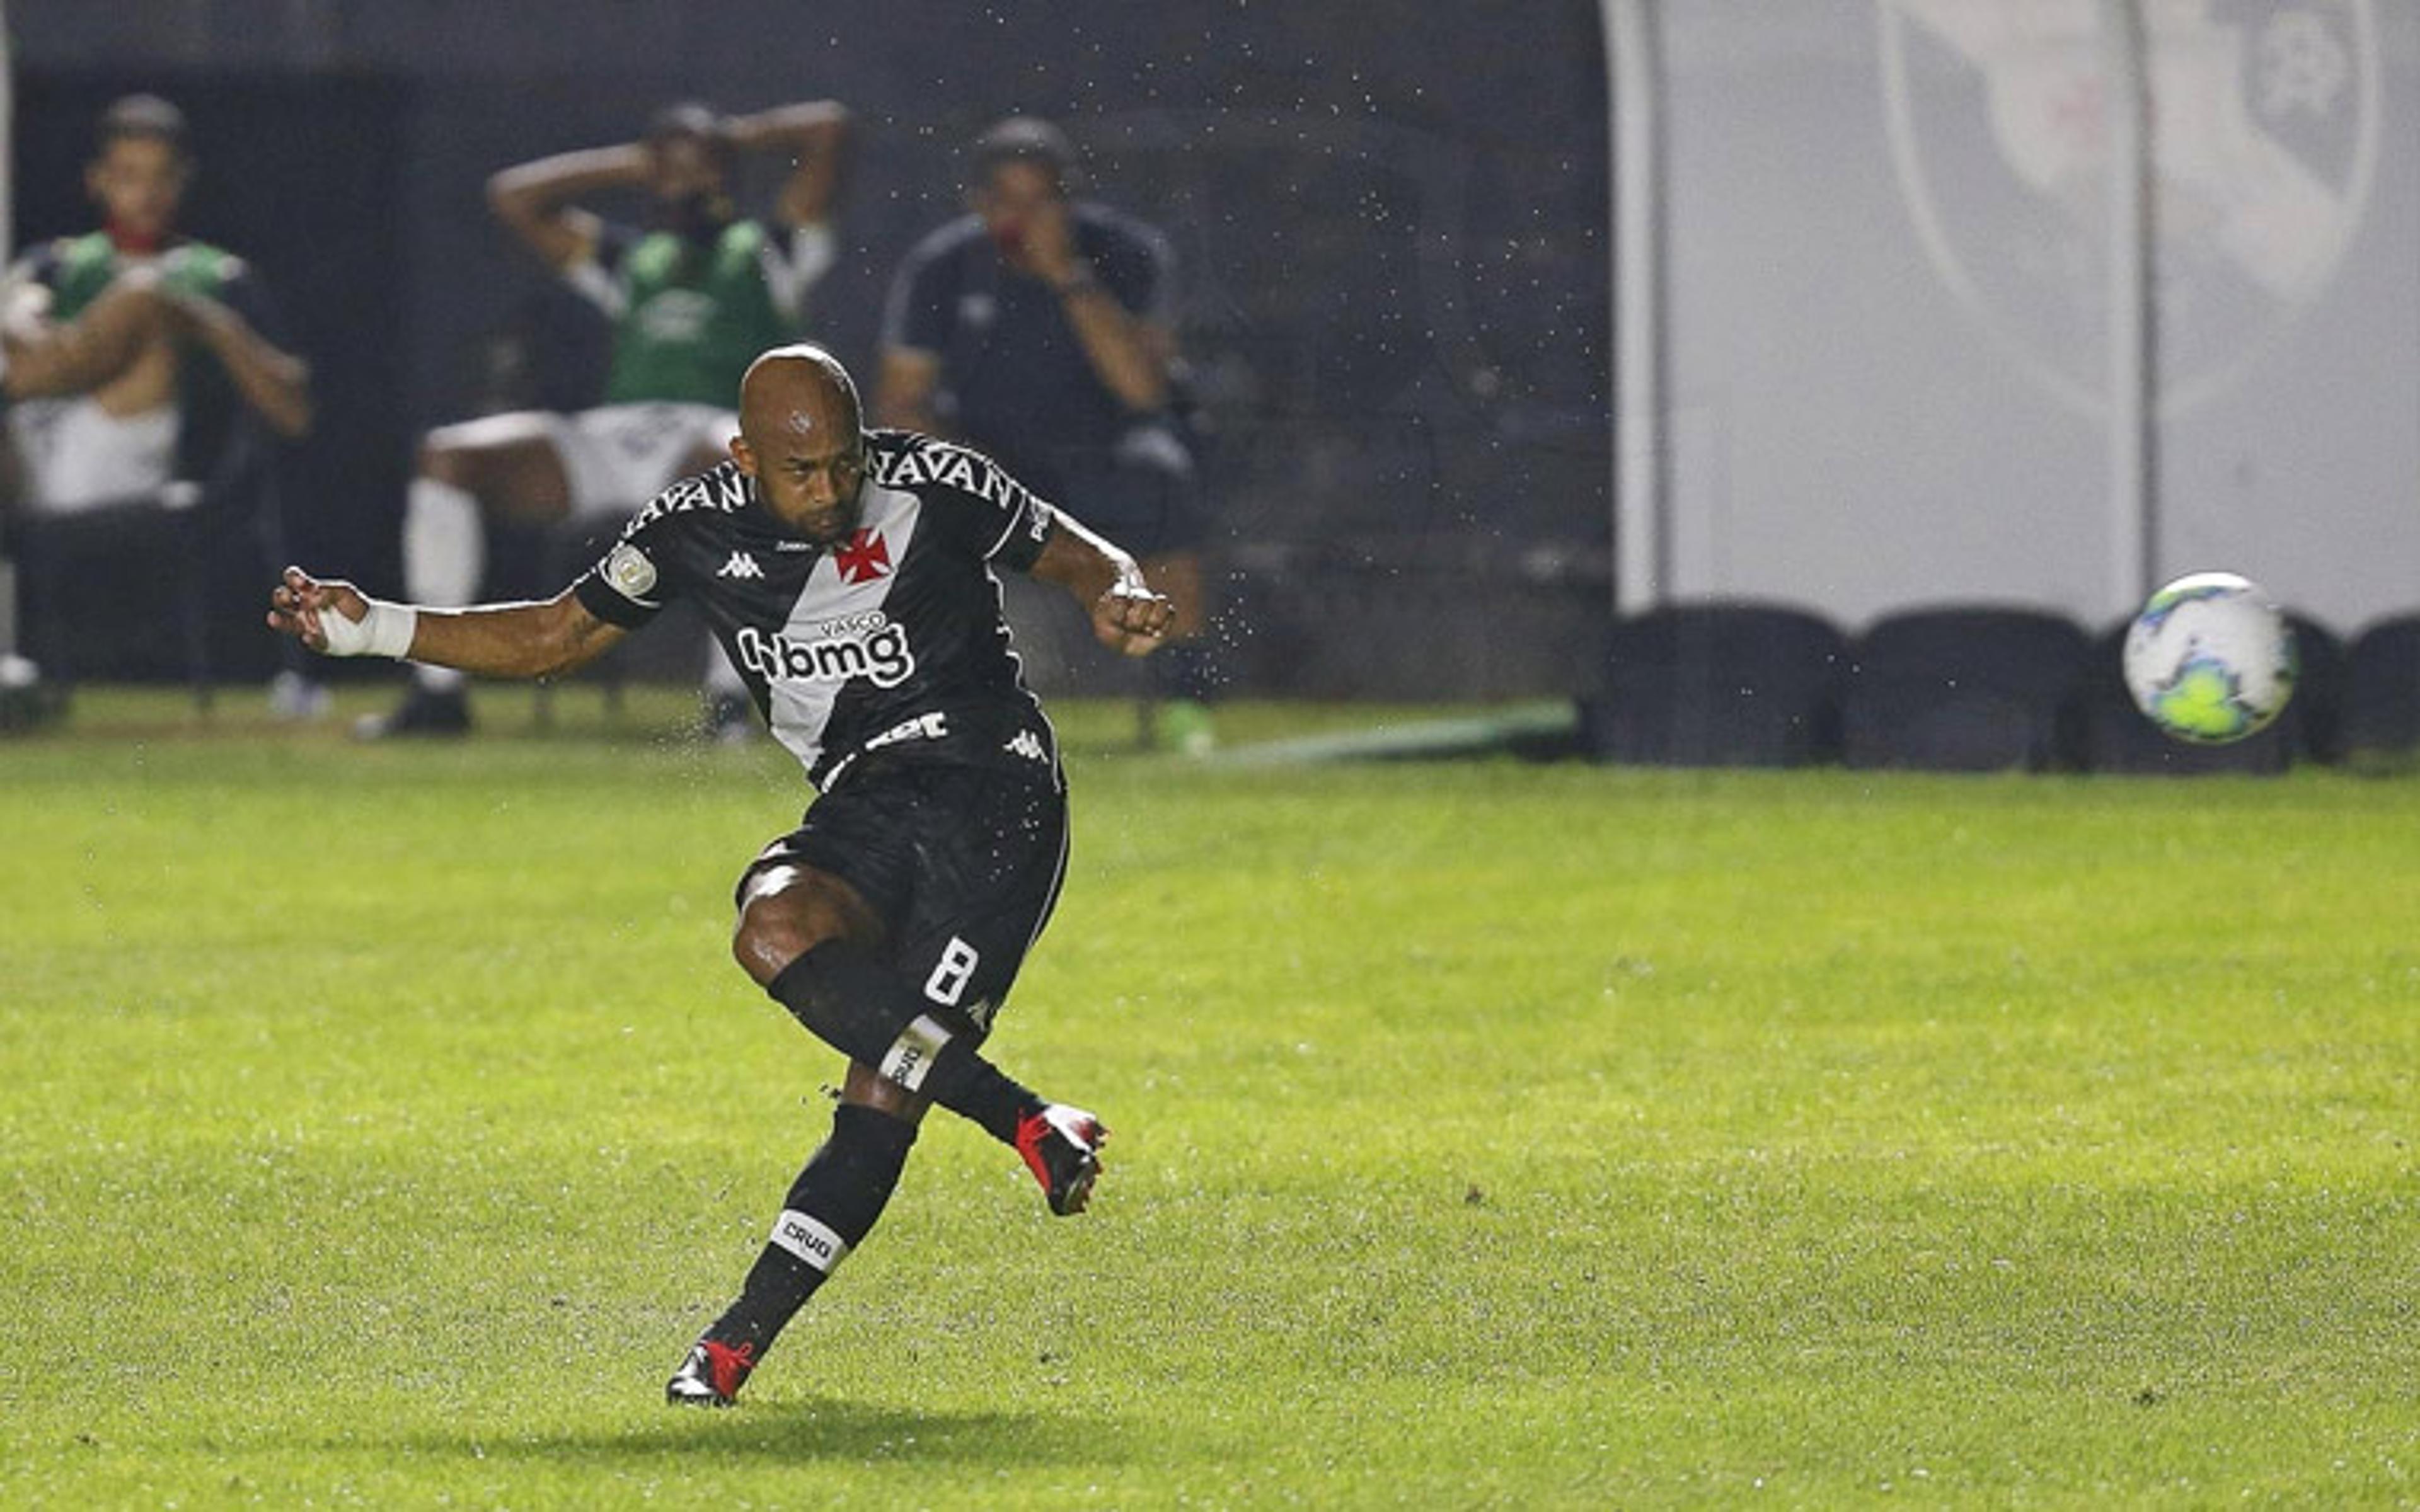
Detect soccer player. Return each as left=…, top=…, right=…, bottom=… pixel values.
left=267, top=343, right=1171, bottom=1407
left=877, top=115, right=1220, bottom=751
left=365, top=99, right=849, bottom=738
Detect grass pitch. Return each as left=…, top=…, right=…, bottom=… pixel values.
left=3, top=687, right=2417, bottom=1507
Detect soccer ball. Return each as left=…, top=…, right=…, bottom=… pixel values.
left=2121, top=572, right=2296, bottom=744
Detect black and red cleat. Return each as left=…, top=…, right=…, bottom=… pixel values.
left=1015, top=1104, right=1108, bottom=1216
left=665, top=1337, right=756, bottom=1407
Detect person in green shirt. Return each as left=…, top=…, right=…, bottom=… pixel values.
left=3, top=94, right=313, bottom=507
left=365, top=99, right=848, bottom=738
left=1, top=94, right=316, bottom=716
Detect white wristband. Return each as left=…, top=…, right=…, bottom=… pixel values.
left=320, top=597, right=418, bottom=660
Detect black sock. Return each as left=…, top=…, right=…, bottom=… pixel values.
left=707, top=1103, right=918, bottom=1354
left=923, top=1038, right=1040, bottom=1145
left=764, top=944, right=1042, bottom=1145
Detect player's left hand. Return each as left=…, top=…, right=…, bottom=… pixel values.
left=1092, top=577, right=1173, bottom=656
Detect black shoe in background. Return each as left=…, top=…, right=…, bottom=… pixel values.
left=354, top=684, right=471, bottom=740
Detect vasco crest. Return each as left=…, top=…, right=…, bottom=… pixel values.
left=1879, top=0, right=2377, bottom=415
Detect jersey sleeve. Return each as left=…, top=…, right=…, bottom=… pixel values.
left=986, top=472, right=1055, bottom=572
left=957, top=443, right=1054, bottom=571
left=876, top=433, right=1054, bottom=571
left=570, top=493, right=688, bottom=628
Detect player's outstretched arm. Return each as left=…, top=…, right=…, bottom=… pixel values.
left=267, top=566, right=626, bottom=680
left=1027, top=512, right=1173, bottom=657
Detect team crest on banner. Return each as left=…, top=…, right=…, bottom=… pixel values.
left=1879, top=0, right=2377, bottom=415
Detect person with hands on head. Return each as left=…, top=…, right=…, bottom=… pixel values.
left=362, top=98, right=851, bottom=740
left=269, top=342, right=1170, bottom=1410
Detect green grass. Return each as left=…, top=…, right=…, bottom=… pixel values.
left=4, top=689, right=2418, bottom=1507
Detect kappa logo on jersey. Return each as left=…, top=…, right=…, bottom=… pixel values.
left=1004, top=728, right=1048, bottom=765
left=717, top=551, right=764, bottom=580
left=833, top=528, right=891, bottom=585
left=733, top=613, right=916, bottom=688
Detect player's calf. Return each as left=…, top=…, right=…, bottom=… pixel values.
left=667, top=1100, right=918, bottom=1407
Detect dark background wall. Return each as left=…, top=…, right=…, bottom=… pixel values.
left=10, top=0, right=1614, bottom=696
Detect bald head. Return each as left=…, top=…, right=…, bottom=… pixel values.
left=740, top=343, right=862, bottom=442
left=732, top=345, right=871, bottom=544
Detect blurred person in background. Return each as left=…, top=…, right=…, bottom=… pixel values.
left=877, top=116, right=1220, bottom=753
left=362, top=98, right=849, bottom=739
left=1, top=94, right=317, bottom=714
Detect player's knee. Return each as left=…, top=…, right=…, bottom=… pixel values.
left=731, top=872, right=862, bottom=985
left=732, top=897, right=814, bottom=984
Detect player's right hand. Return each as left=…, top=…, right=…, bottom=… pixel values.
left=1091, top=578, right=1174, bottom=657
left=266, top=565, right=369, bottom=653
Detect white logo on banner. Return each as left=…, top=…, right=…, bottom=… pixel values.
left=1878, top=0, right=2377, bottom=416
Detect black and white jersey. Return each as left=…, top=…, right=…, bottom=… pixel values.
left=570, top=430, right=1062, bottom=790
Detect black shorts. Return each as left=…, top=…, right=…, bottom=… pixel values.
left=737, top=762, right=1070, bottom=1036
